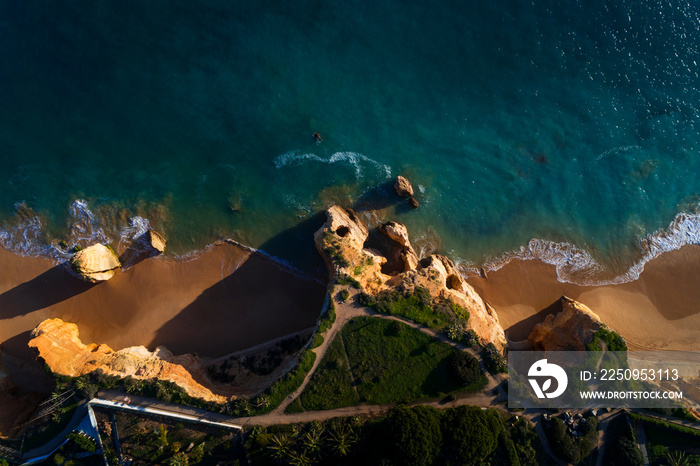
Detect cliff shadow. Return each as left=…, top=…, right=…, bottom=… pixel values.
left=353, top=181, right=403, bottom=212
left=504, top=297, right=563, bottom=342
left=1, top=331, right=54, bottom=394
left=0, top=264, right=96, bottom=319
left=149, top=214, right=329, bottom=358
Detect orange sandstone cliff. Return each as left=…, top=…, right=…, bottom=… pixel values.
left=528, top=296, right=606, bottom=351
left=315, top=205, right=507, bottom=350
left=29, top=318, right=228, bottom=403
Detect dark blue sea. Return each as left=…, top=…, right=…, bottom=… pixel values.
left=2, top=0, right=700, bottom=283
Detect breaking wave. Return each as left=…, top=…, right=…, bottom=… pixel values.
left=274, top=150, right=392, bottom=179
left=483, top=210, right=700, bottom=286
left=0, top=199, right=152, bottom=264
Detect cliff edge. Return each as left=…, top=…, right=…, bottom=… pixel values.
left=315, top=205, right=506, bottom=350
left=29, top=318, right=228, bottom=403
left=528, top=296, right=606, bottom=351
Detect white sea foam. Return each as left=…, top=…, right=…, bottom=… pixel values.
left=274, top=150, right=392, bottom=179
left=483, top=210, right=700, bottom=286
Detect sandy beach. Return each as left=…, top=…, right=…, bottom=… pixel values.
left=0, top=242, right=327, bottom=394
left=467, top=244, right=700, bottom=351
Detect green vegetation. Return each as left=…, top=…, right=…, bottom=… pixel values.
left=601, top=414, right=644, bottom=466
left=246, top=405, right=526, bottom=465
left=545, top=413, right=599, bottom=464
left=631, top=412, right=700, bottom=463
left=95, top=411, right=244, bottom=466
left=321, top=232, right=350, bottom=268
left=358, top=286, right=467, bottom=330
left=629, top=412, right=700, bottom=439
left=352, top=255, right=374, bottom=276
left=339, top=288, right=350, bottom=301
left=335, top=273, right=361, bottom=289
left=250, top=350, right=317, bottom=415
left=294, top=317, right=486, bottom=411
left=67, top=433, right=96, bottom=453
left=586, top=327, right=628, bottom=351
left=342, top=317, right=484, bottom=404
left=482, top=342, right=507, bottom=374
left=300, top=333, right=359, bottom=410
left=446, top=351, right=484, bottom=386
left=318, top=296, right=336, bottom=334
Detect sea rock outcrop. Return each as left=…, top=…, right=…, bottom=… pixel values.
left=146, top=229, right=166, bottom=254
left=70, top=243, right=121, bottom=282
left=379, top=221, right=419, bottom=272
left=528, top=296, right=605, bottom=351
left=394, top=175, right=414, bottom=197
left=29, top=319, right=228, bottom=403
left=315, top=205, right=506, bottom=350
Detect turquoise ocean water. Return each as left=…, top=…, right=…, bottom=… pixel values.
left=2, top=1, right=700, bottom=283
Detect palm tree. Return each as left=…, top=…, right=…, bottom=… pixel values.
left=267, top=434, right=292, bottom=463
left=665, top=450, right=692, bottom=466
left=254, top=394, right=270, bottom=408
left=288, top=449, right=311, bottom=466
left=303, top=429, right=323, bottom=456
left=328, top=425, right=357, bottom=457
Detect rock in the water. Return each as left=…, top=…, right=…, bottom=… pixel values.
left=70, top=243, right=121, bottom=282
left=409, top=197, right=419, bottom=209
left=528, top=296, right=606, bottom=351
left=394, top=175, right=414, bottom=197
left=147, top=229, right=166, bottom=254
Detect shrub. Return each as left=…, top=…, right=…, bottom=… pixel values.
left=483, top=343, right=507, bottom=374
left=447, top=352, right=482, bottom=386
left=340, top=289, right=350, bottom=301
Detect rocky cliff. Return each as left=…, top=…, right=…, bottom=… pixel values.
left=70, top=243, right=121, bottom=282
left=528, top=296, right=605, bottom=351
left=315, top=205, right=506, bottom=349
left=28, top=319, right=228, bottom=403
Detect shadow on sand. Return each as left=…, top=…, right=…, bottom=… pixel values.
left=149, top=214, right=330, bottom=358
left=504, top=297, right=564, bottom=342
left=0, top=264, right=96, bottom=320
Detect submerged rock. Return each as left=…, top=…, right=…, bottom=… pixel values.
left=147, top=229, right=166, bottom=254
left=394, top=175, right=414, bottom=197
left=70, top=243, right=121, bottom=282
left=528, top=296, right=606, bottom=351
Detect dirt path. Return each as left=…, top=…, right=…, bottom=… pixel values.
left=273, top=286, right=507, bottom=416
left=273, top=287, right=367, bottom=414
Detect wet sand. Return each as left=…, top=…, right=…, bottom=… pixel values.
left=0, top=242, right=327, bottom=391
left=467, top=244, right=700, bottom=350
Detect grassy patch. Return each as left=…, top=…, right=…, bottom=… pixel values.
left=358, top=287, right=455, bottom=330
left=300, top=334, right=359, bottom=411
left=586, top=327, right=628, bottom=351
left=284, top=397, right=305, bottom=414
left=341, top=317, right=484, bottom=404
left=260, top=350, right=317, bottom=414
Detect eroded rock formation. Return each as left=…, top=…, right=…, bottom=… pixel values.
left=29, top=319, right=228, bottom=403
left=147, top=229, right=166, bottom=254
left=315, top=205, right=506, bottom=349
left=528, top=296, right=605, bottom=351
left=70, top=243, right=121, bottom=282
left=394, top=175, right=414, bottom=197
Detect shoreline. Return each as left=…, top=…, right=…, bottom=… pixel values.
left=467, top=244, right=700, bottom=351
left=0, top=241, right=327, bottom=395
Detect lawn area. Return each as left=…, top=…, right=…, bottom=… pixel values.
left=299, top=332, right=359, bottom=411
left=295, top=317, right=486, bottom=411
left=358, top=287, right=461, bottom=330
